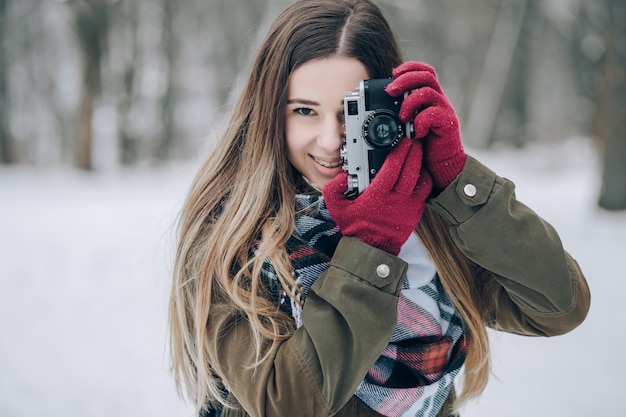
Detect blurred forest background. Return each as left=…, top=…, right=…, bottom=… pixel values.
left=0, top=0, right=624, bottom=209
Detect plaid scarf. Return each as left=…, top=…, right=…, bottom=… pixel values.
left=262, top=194, right=468, bottom=417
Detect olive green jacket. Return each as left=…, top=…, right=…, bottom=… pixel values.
left=204, top=156, right=591, bottom=417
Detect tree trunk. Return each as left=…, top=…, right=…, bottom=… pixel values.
left=490, top=0, right=542, bottom=147
left=76, top=83, right=95, bottom=170
left=116, top=0, right=140, bottom=165
left=156, top=0, right=176, bottom=162
left=70, top=0, right=108, bottom=170
left=464, top=0, right=528, bottom=148
left=0, top=0, right=14, bottom=164
left=596, top=0, right=626, bottom=210
left=211, top=0, right=270, bottom=107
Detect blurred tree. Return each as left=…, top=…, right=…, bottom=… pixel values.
left=0, top=0, right=13, bottom=163
left=67, top=0, right=111, bottom=170
left=573, top=1, right=626, bottom=210
left=209, top=0, right=271, bottom=106
left=112, top=0, right=141, bottom=165
left=155, top=0, right=177, bottom=162
left=491, top=0, right=540, bottom=147
left=3, top=0, right=614, bottom=170
left=463, top=0, right=528, bottom=148
left=595, top=0, right=626, bottom=210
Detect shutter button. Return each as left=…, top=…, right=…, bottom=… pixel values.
left=376, top=264, right=390, bottom=278
left=463, top=184, right=477, bottom=197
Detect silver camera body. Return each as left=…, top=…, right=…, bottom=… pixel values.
left=342, top=78, right=412, bottom=198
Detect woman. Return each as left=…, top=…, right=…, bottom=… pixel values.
left=168, top=1, right=590, bottom=416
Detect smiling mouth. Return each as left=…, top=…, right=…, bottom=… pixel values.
left=312, top=157, right=343, bottom=169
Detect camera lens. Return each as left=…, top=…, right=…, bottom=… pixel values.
left=363, top=111, right=402, bottom=149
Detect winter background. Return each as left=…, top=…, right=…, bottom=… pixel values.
left=1, top=136, right=624, bottom=417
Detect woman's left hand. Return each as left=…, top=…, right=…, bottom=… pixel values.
left=385, top=61, right=466, bottom=190
left=323, top=138, right=432, bottom=256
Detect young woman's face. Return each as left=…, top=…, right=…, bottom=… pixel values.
left=286, top=56, right=369, bottom=188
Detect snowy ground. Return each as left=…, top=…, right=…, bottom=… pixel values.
left=1, top=138, right=624, bottom=417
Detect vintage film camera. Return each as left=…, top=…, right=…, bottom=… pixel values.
left=341, top=78, right=413, bottom=198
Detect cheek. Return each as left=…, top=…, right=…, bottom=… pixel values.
left=285, top=119, right=295, bottom=149
left=285, top=120, right=306, bottom=157
left=285, top=121, right=301, bottom=168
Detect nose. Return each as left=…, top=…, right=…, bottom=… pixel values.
left=317, top=116, right=344, bottom=153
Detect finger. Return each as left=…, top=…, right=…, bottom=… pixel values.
left=413, top=166, right=433, bottom=199
left=393, top=140, right=424, bottom=195
left=412, top=104, right=458, bottom=139
left=322, top=172, right=348, bottom=198
left=367, top=138, right=412, bottom=194
left=392, top=61, right=436, bottom=78
left=397, top=87, right=436, bottom=124
left=385, top=70, right=441, bottom=99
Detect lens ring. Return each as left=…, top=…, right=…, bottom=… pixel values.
left=362, top=110, right=403, bottom=149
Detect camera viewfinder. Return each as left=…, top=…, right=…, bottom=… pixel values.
left=347, top=100, right=359, bottom=116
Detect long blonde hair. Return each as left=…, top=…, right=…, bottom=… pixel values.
left=169, top=0, right=490, bottom=413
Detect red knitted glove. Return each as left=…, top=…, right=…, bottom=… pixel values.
left=385, top=62, right=466, bottom=190
left=322, top=138, right=433, bottom=256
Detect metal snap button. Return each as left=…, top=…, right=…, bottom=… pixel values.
left=376, top=264, right=390, bottom=278
left=463, top=184, right=477, bottom=197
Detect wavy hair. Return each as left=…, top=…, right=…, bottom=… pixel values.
left=169, top=0, right=490, bottom=413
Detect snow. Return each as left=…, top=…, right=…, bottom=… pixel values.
left=1, top=138, right=624, bottom=417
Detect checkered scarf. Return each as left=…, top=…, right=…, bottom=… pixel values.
left=262, top=194, right=468, bottom=417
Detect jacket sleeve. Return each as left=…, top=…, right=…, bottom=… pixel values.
left=428, top=156, right=591, bottom=336
left=207, top=237, right=407, bottom=417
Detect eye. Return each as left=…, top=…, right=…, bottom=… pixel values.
left=295, top=107, right=315, bottom=116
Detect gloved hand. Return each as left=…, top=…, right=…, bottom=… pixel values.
left=385, top=61, right=466, bottom=190
left=323, top=138, right=433, bottom=256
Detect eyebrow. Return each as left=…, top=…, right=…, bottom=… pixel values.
left=286, top=98, right=345, bottom=106
left=286, top=98, right=319, bottom=106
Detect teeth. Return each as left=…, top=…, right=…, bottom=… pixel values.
left=314, top=158, right=342, bottom=168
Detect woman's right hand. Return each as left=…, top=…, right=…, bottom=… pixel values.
left=322, top=138, right=432, bottom=256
